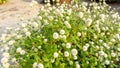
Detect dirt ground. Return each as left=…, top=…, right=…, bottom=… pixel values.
left=0, top=0, right=41, bottom=34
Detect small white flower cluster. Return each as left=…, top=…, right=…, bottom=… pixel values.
left=16, top=47, right=26, bottom=55
left=71, top=49, right=78, bottom=60
left=64, top=21, right=71, bottom=29
left=1, top=52, right=10, bottom=68
left=83, top=43, right=90, bottom=51
left=53, top=29, right=66, bottom=39
left=33, top=62, right=44, bottom=68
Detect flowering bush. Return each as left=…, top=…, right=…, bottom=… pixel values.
left=0, top=2, right=120, bottom=68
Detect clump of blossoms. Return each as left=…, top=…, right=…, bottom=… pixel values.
left=0, top=2, right=120, bottom=68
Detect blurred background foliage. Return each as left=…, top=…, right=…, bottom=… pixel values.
left=0, top=0, right=7, bottom=4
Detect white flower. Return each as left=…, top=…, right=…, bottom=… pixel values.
left=62, top=35, right=67, bottom=39
left=66, top=16, right=70, bottom=20
left=62, top=43, right=66, bottom=47
left=73, top=56, right=78, bottom=60
left=64, top=21, right=71, bottom=29
left=85, top=18, right=92, bottom=27
left=67, top=9, right=72, bottom=15
left=111, top=38, right=115, bottom=42
left=60, top=30, right=65, bottom=35
left=33, top=62, right=38, bottom=68
left=98, top=51, right=105, bottom=56
left=64, top=51, right=69, bottom=57
left=2, top=52, right=10, bottom=58
left=117, top=48, right=120, bottom=51
left=85, top=43, right=90, bottom=47
left=71, top=49, right=78, bottom=56
left=99, top=14, right=105, bottom=19
left=48, top=16, right=54, bottom=21
left=38, top=63, right=44, bottom=68
left=38, top=16, right=42, bottom=20
left=33, top=22, right=38, bottom=28
left=20, top=50, right=26, bottom=55
left=44, top=39, right=48, bottom=42
left=11, top=58, right=16, bottom=63
left=25, top=32, right=31, bottom=36
left=76, top=64, right=80, bottom=68
left=3, top=63, right=10, bottom=68
left=51, top=59, right=55, bottom=63
left=34, top=48, right=38, bottom=52
left=53, top=32, right=59, bottom=39
left=38, top=46, right=41, bottom=49
left=105, top=60, right=110, bottom=65
left=83, top=46, right=88, bottom=51
left=1, top=57, right=8, bottom=63
left=16, top=35, right=22, bottom=39
left=53, top=52, right=59, bottom=58
left=77, top=32, right=81, bottom=37
left=78, top=12, right=83, bottom=18
left=111, top=52, right=116, bottom=57
left=21, top=23, right=26, bottom=27
left=8, top=40, right=15, bottom=45
left=23, top=28, right=28, bottom=32
left=66, top=43, right=71, bottom=49
left=115, top=34, right=120, bottom=39
left=16, top=47, right=22, bottom=53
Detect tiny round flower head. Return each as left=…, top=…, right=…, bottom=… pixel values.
left=38, top=63, right=44, bottom=68
left=3, top=63, right=10, bottom=68
left=38, top=46, right=41, bottom=49
left=8, top=40, right=15, bottom=45
left=64, top=21, right=71, bottom=29
left=77, top=32, right=81, bottom=37
left=20, top=50, right=26, bottom=55
left=76, top=63, right=80, bottom=68
left=117, top=48, right=120, bottom=51
left=33, top=62, right=38, bottom=68
left=11, top=58, right=16, bottom=63
left=60, top=29, right=65, bottom=35
left=73, top=56, right=78, bottom=60
left=38, top=16, right=42, bottom=20
left=71, top=49, right=78, bottom=56
left=16, top=35, right=22, bottom=39
left=25, top=32, right=31, bottom=37
left=21, top=23, right=26, bottom=27
left=44, top=39, right=48, bottom=42
left=23, top=28, right=28, bottom=32
left=105, top=60, right=110, bottom=65
left=111, top=52, right=116, bottom=57
left=53, top=52, right=59, bottom=58
left=33, top=22, right=38, bottom=28
left=83, top=46, right=88, bottom=51
left=78, top=12, right=83, bottom=18
left=1, top=57, right=8, bottom=64
left=2, top=52, right=10, bottom=58
left=53, top=32, right=59, bottom=39
left=51, top=59, right=55, bottom=63
left=85, top=18, right=92, bottom=27
left=111, top=38, right=115, bottom=42
left=16, top=47, right=22, bottom=53
left=66, top=43, right=71, bottom=49
left=64, top=51, right=69, bottom=57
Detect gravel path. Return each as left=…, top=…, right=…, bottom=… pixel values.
left=0, top=0, right=41, bottom=34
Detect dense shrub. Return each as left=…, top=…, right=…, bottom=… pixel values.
left=0, top=2, right=120, bottom=68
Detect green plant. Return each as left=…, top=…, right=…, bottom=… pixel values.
left=0, top=2, right=120, bottom=68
